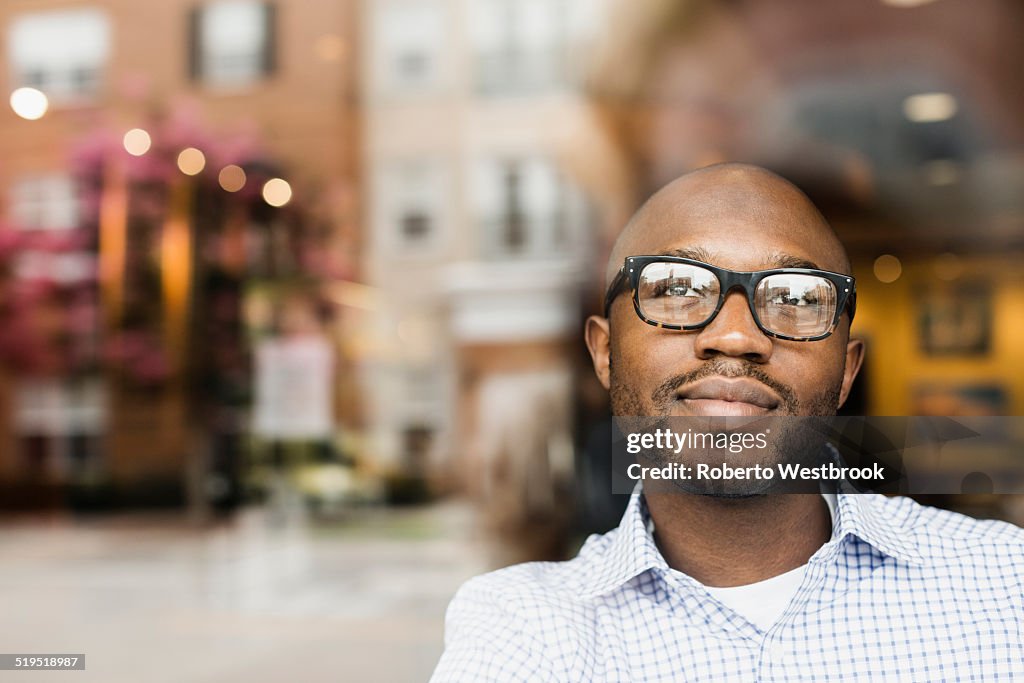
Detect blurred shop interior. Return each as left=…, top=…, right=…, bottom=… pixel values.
left=1, top=0, right=1024, bottom=569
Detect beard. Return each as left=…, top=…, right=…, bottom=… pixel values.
left=611, top=354, right=843, bottom=497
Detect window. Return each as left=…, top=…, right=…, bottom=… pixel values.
left=7, top=8, right=110, bottom=102
left=9, top=175, right=79, bottom=230
left=469, top=0, right=563, bottom=94
left=469, top=0, right=604, bottom=95
left=374, top=2, right=445, bottom=93
left=401, top=212, right=431, bottom=240
left=476, top=157, right=582, bottom=258
left=376, top=160, right=447, bottom=251
left=190, top=1, right=275, bottom=88
left=14, top=252, right=96, bottom=283
left=14, top=378, right=107, bottom=483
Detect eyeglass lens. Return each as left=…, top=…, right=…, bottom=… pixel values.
left=636, top=262, right=838, bottom=338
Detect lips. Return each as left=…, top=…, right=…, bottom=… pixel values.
left=676, top=377, right=781, bottom=416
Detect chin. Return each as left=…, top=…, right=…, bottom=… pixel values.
left=699, top=491, right=766, bottom=500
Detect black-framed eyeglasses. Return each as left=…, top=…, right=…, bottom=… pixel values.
left=604, top=256, right=857, bottom=341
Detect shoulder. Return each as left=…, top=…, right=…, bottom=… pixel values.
left=870, top=494, right=1024, bottom=542
left=448, top=526, right=619, bottom=621
left=434, top=528, right=620, bottom=678
left=867, top=494, right=1024, bottom=567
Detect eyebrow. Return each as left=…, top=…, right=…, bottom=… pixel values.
left=660, top=247, right=821, bottom=271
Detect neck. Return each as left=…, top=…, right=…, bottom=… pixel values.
left=644, top=491, right=830, bottom=587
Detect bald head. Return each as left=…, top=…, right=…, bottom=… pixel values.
left=606, top=163, right=850, bottom=288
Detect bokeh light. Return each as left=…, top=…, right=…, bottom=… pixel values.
left=176, top=147, right=206, bottom=176
left=902, top=92, right=958, bottom=123
left=873, top=254, right=903, bottom=283
left=218, top=164, right=246, bottom=192
left=123, top=128, right=152, bottom=156
left=9, top=87, right=49, bottom=120
left=261, top=178, right=292, bottom=207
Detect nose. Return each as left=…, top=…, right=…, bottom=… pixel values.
left=692, top=289, right=773, bottom=363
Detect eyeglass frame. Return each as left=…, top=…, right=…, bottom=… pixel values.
left=603, top=255, right=857, bottom=342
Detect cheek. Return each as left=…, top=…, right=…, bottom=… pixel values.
left=773, top=341, right=848, bottom=400
left=612, top=321, right=697, bottom=390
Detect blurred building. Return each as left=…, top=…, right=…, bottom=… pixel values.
left=3, top=0, right=1021, bottom=529
left=0, top=0, right=361, bottom=510
left=359, top=0, right=615, bottom=519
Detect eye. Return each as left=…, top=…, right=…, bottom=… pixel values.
left=649, top=279, right=716, bottom=304
left=652, top=280, right=691, bottom=297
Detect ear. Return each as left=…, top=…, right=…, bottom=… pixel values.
left=837, top=336, right=865, bottom=409
left=584, top=315, right=612, bottom=390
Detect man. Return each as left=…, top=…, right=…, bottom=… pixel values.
left=431, top=164, right=1024, bottom=681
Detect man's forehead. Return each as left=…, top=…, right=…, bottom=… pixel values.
left=656, top=246, right=826, bottom=271
left=605, top=165, right=850, bottom=284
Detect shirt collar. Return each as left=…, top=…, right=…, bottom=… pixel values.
left=821, top=444, right=923, bottom=565
left=830, top=486, right=924, bottom=565
left=581, top=490, right=667, bottom=599
left=582, top=486, right=922, bottom=598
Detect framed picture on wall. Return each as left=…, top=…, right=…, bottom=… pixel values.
left=917, top=283, right=992, bottom=356
left=912, top=383, right=1007, bottom=416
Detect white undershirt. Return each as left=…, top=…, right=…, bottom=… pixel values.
left=656, top=493, right=837, bottom=632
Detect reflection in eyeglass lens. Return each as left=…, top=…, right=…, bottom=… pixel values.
left=637, top=263, right=720, bottom=325
left=756, top=274, right=836, bottom=337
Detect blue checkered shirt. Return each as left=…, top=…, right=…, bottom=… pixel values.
left=432, top=492, right=1024, bottom=681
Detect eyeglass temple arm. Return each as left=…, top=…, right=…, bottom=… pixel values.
left=603, top=268, right=629, bottom=317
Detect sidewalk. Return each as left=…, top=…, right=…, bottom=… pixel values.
left=0, top=501, right=490, bottom=682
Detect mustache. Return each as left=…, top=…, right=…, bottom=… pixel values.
left=651, top=359, right=798, bottom=412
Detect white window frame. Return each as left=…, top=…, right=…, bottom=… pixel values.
left=474, top=156, right=586, bottom=259
left=8, top=174, right=80, bottom=231
left=468, top=0, right=565, bottom=95
left=193, top=0, right=274, bottom=89
left=7, top=8, right=111, bottom=103
left=372, top=1, right=446, bottom=96
left=373, top=158, right=449, bottom=255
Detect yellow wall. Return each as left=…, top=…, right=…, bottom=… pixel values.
left=851, top=255, right=1024, bottom=416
